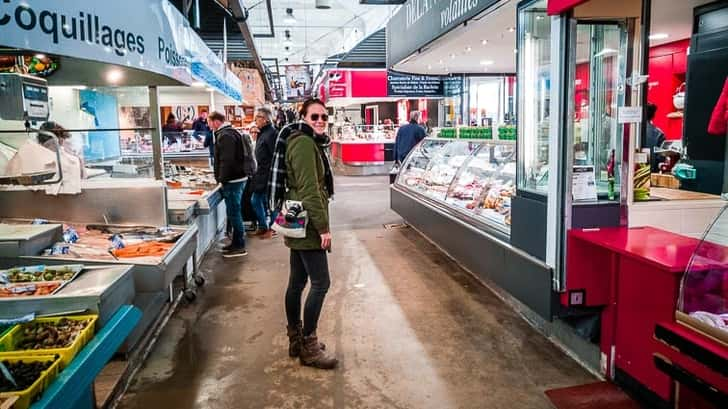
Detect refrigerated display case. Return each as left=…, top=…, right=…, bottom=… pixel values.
left=396, top=138, right=516, bottom=235
left=678, top=207, right=728, bottom=344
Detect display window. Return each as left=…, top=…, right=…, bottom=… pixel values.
left=517, top=0, right=551, bottom=194
left=445, top=142, right=516, bottom=230
left=396, top=137, right=516, bottom=233
left=569, top=22, right=628, bottom=201
left=467, top=76, right=516, bottom=139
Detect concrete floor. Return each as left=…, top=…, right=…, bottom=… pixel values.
left=118, top=176, right=595, bottom=409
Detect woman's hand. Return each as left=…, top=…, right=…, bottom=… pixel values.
left=320, top=232, right=332, bottom=250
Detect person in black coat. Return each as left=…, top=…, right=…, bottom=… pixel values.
left=394, top=111, right=427, bottom=163
left=250, top=107, right=278, bottom=238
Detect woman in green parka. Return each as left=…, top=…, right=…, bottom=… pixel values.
left=284, top=98, right=338, bottom=369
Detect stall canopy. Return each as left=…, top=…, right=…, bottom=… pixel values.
left=0, top=0, right=242, bottom=102
left=386, top=0, right=499, bottom=67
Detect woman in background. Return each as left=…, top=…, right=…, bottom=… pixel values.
left=39, top=121, right=86, bottom=178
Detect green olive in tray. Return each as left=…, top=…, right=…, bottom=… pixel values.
left=4, top=267, right=75, bottom=283
left=18, top=319, right=91, bottom=350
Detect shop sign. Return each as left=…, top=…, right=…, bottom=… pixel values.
left=617, top=106, right=643, bottom=124
left=444, top=76, right=463, bottom=96
left=0, top=0, right=241, bottom=101
left=387, top=70, right=444, bottom=97
left=572, top=165, right=597, bottom=201
left=387, top=0, right=499, bottom=67
left=547, top=0, right=589, bottom=16
left=285, top=65, right=313, bottom=100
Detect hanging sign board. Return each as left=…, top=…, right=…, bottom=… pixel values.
left=387, top=70, right=444, bottom=97
left=386, top=0, right=499, bottom=67
left=572, top=165, right=597, bottom=201
left=0, top=0, right=241, bottom=101
left=618, top=106, right=643, bottom=124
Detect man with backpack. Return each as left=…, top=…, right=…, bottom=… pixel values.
left=209, top=111, right=256, bottom=258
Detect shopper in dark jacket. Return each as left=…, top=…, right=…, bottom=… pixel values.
left=250, top=108, right=278, bottom=239
left=209, top=111, right=256, bottom=258
left=394, top=111, right=427, bottom=163
left=284, top=98, right=338, bottom=370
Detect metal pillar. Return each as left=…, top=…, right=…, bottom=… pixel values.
left=149, top=86, right=163, bottom=180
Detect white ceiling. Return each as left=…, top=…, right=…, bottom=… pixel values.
left=243, top=0, right=398, bottom=65
left=649, top=0, right=714, bottom=46
left=394, top=0, right=518, bottom=75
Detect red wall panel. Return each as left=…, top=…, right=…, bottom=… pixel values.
left=647, top=40, right=690, bottom=141
left=350, top=70, right=388, bottom=98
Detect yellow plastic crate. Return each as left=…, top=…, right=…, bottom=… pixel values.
left=0, top=355, right=61, bottom=409
left=0, top=315, right=97, bottom=368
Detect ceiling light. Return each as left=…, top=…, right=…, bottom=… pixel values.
left=438, top=59, right=444, bottom=65
left=450, top=53, right=456, bottom=59
left=480, top=60, right=494, bottom=66
left=427, top=65, right=432, bottom=70
left=206, top=88, right=215, bottom=92
left=283, top=29, right=293, bottom=48
left=34, top=54, right=45, bottom=59
left=284, top=8, right=296, bottom=25
left=514, top=48, right=518, bottom=53
left=315, top=0, right=332, bottom=9
left=649, top=33, right=669, bottom=40
left=192, top=82, right=205, bottom=87
left=508, top=27, right=515, bottom=32
left=481, top=39, right=488, bottom=45
left=106, top=69, right=123, bottom=83
left=536, top=15, right=544, bottom=20
left=465, top=46, right=472, bottom=52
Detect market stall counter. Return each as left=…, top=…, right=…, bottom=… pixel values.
left=331, top=125, right=396, bottom=176
left=565, top=226, right=706, bottom=405
left=0, top=265, right=134, bottom=328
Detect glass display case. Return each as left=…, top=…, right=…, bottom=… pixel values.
left=517, top=0, right=551, bottom=194
left=396, top=138, right=517, bottom=234
left=678, top=207, right=728, bottom=344
left=331, top=124, right=397, bottom=142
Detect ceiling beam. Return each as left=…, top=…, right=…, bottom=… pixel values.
left=226, top=0, right=273, bottom=101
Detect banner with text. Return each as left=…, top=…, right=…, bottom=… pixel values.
left=387, top=70, right=444, bottom=97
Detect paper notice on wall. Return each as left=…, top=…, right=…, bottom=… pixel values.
left=573, top=165, right=597, bottom=201
left=618, top=106, right=643, bottom=124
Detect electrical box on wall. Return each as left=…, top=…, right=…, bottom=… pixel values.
left=0, top=73, right=49, bottom=122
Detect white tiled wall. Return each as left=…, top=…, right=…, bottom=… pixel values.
left=629, top=201, right=726, bottom=239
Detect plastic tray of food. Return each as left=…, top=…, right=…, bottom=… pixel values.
left=0, top=355, right=61, bottom=409
left=0, top=282, right=63, bottom=298
left=0, top=315, right=97, bottom=368
left=0, top=265, right=83, bottom=285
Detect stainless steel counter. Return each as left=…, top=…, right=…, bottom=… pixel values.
left=0, top=265, right=134, bottom=327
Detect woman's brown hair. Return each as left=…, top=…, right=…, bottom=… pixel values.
left=299, top=98, right=327, bottom=118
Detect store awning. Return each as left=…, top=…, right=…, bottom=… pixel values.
left=338, top=29, right=387, bottom=69
left=0, top=0, right=242, bottom=102
left=547, top=0, right=589, bottom=15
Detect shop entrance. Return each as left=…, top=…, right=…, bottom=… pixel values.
left=566, top=20, right=629, bottom=229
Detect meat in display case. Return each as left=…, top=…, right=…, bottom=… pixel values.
left=396, top=138, right=517, bottom=235
left=678, top=206, right=728, bottom=344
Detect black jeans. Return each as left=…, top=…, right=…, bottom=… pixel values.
left=285, top=249, right=330, bottom=336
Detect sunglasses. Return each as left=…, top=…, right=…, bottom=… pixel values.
left=309, top=113, right=328, bottom=122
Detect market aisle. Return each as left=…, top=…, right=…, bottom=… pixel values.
left=118, top=176, right=595, bottom=409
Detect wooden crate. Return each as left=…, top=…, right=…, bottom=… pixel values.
left=651, top=173, right=680, bottom=189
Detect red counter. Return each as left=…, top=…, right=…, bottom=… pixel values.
left=565, top=227, right=702, bottom=401
left=654, top=320, right=728, bottom=408
left=331, top=141, right=394, bottom=166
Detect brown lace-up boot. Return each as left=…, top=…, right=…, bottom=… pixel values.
left=287, top=323, right=303, bottom=358
left=300, top=333, right=338, bottom=369
left=287, top=322, right=325, bottom=358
